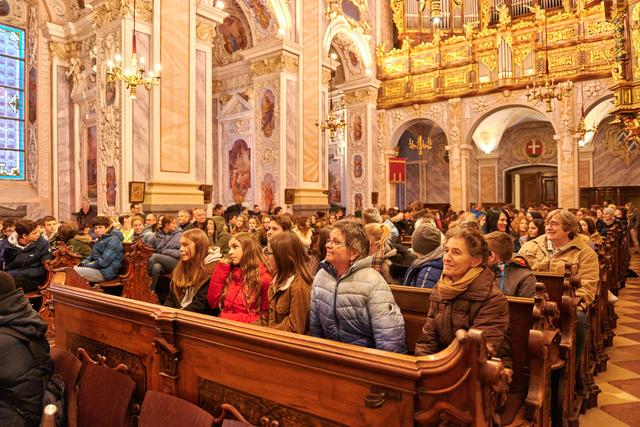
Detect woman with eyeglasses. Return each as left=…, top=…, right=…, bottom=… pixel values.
left=309, top=220, right=407, bottom=353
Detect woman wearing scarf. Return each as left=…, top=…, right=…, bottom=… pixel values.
left=414, top=226, right=509, bottom=360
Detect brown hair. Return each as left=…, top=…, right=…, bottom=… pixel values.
left=160, top=215, right=176, bottom=229
left=269, top=232, right=313, bottom=288
left=220, top=232, right=270, bottom=313
left=445, top=226, right=489, bottom=266
left=57, top=222, right=79, bottom=243
left=333, top=219, right=369, bottom=263
left=484, top=231, right=514, bottom=263
left=270, top=214, right=292, bottom=232
left=172, top=229, right=211, bottom=289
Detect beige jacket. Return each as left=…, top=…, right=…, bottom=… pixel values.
left=518, top=234, right=599, bottom=309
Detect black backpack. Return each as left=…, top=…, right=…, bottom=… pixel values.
left=0, top=327, right=65, bottom=427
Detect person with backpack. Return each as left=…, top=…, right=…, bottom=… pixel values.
left=0, top=271, right=54, bottom=426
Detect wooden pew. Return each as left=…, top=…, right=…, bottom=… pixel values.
left=50, top=283, right=512, bottom=427
left=390, top=283, right=560, bottom=426
left=41, top=241, right=158, bottom=341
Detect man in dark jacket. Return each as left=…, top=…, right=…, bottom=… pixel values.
left=4, top=220, right=52, bottom=292
left=486, top=231, right=536, bottom=297
left=0, top=271, right=52, bottom=426
left=74, top=216, right=124, bottom=282
left=403, top=223, right=443, bottom=288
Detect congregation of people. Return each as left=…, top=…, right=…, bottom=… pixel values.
left=1, top=197, right=639, bottom=425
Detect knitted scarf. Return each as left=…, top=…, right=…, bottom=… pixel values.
left=436, top=266, right=483, bottom=300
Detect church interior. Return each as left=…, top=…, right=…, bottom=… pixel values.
left=2, top=0, right=640, bottom=425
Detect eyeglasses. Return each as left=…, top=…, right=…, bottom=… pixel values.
left=545, top=221, right=562, bottom=228
left=326, top=239, right=346, bottom=248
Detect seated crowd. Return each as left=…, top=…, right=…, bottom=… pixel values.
left=0, top=198, right=638, bottom=425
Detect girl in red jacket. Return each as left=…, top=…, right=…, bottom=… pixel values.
left=207, top=232, right=272, bottom=324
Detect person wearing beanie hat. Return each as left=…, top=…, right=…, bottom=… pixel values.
left=403, top=224, right=444, bottom=288
left=0, top=271, right=53, bottom=426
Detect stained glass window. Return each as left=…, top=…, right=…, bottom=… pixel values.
left=0, top=24, right=25, bottom=180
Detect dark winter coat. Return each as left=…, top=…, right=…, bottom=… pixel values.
left=80, top=228, right=124, bottom=281
left=309, top=257, right=407, bottom=353
left=492, top=255, right=536, bottom=298
left=0, top=289, right=52, bottom=427
left=164, top=254, right=219, bottom=314
left=414, top=267, right=510, bottom=360
left=4, top=235, right=52, bottom=287
left=403, top=256, right=443, bottom=289
left=147, top=229, right=182, bottom=259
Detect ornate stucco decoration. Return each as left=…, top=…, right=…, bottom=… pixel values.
left=196, top=16, right=217, bottom=44
left=50, top=41, right=78, bottom=62
left=0, top=0, right=27, bottom=27
left=93, top=0, right=152, bottom=30
left=604, top=124, right=639, bottom=166
left=250, top=52, right=298, bottom=77
left=325, top=0, right=370, bottom=35
left=344, top=87, right=378, bottom=105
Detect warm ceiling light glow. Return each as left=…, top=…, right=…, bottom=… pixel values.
left=215, top=0, right=224, bottom=9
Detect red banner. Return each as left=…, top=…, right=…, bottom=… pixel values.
left=389, top=157, right=407, bottom=183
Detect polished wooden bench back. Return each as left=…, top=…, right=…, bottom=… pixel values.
left=50, top=284, right=511, bottom=427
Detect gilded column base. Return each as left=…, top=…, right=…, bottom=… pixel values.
left=142, top=181, right=205, bottom=212
left=290, top=188, right=329, bottom=215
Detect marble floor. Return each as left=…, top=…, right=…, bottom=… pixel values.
left=582, top=255, right=640, bottom=427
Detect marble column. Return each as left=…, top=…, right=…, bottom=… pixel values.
left=342, top=81, right=380, bottom=213
left=554, top=87, right=580, bottom=208
left=245, top=45, right=301, bottom=211
left=296, top=0, right=328, bottom=211
left=447, top=98, right=468, bottom=211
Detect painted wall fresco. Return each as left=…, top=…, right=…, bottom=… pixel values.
left=261, top=89, right=275, bottom=137
left=261, top=173, right=275, bottom=211
left=229, top=139, right=251, bottom=203
left=86, top=126, right=97, bottom=199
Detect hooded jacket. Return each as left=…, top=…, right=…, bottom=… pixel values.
left=414, top=267, right=509, bottom=360
left=80, top=228, right=124, bottom=281
left=147, top=228, right=182, bottom=259
left=4, top=234, right=52, bottom=286
left=309, top=257, right=407, bottom=354
left=207, top=261, right=272, bottom=323
left=403, top=246, right=444, bottom=289
left=164, top=249, right=221, bottom=314
left=492, top=255, right=536, bottom=298
left=0, top=289, right=52, bottom=426
left=518, top=233, right=599, bottom=310
left=211, top=216, right=231, bottom=255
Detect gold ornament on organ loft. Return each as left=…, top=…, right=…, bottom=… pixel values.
left=106, top=0, right=160, bottom=99
left=525, top=7, right=572, bottom=113
left=408, top=135, right=433, bottom=156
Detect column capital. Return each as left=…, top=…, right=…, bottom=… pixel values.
left=249, top=50, right=299, bottom=77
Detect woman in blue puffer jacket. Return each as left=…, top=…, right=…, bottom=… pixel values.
left=309, top=220, right=407, bottom=354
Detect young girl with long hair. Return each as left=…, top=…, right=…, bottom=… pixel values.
left=164, top=229, right=221, bottom=313
left=266, top=232, right=313, bottom=333
left=207, top=232, right=272, bottom=323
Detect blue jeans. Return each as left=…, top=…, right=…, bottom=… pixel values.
left=147, top=253, right=179, bottom=290
left=576, top=309, right=588, bottom=366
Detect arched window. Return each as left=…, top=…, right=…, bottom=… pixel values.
left=0, top=23, right=25, bottom=180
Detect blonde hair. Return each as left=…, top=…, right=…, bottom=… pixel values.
left=364, top=222, right=391, bottom=248
left=172, top=229, right=210, bottom=289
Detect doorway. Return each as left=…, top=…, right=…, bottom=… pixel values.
left=505, top=165, right=558, bottom=207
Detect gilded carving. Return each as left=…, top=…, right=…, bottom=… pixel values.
left=631, top=4, right=640, bottom=79
left=586, top=21, right=614, bottom=37
left=477, top=53, right=497, bottom=71
left=411, top=73, right=436, bottom=93
left=513, top=45, right=532, bottom=66
left=411, top=51, right=437, bottom=69
left=49, top=42, right=77, bottom=61
left=547, top=27, right=576, bottom=44
left=611, top=7, right=628, bottom=81
left=196, top=17, right=217, bottom=44
left=443, top=48, right=468, bottom=64
left=325, top=0, right=370, bottom=35
left=250, top=53, right=299, bottom=77
left=444, top=70, right=467, bottom=86
left=548, top=53, right=575, bottom=69
left=391, top=0, right=404, bottom=33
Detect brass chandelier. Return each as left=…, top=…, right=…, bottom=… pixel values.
left=408, top=135, right=433, bottom=156
left=525, top=8, right=572, bottom=112
left=106, top=0, right=160, bottom=99
left=317, top=50, right=346, bottom=142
